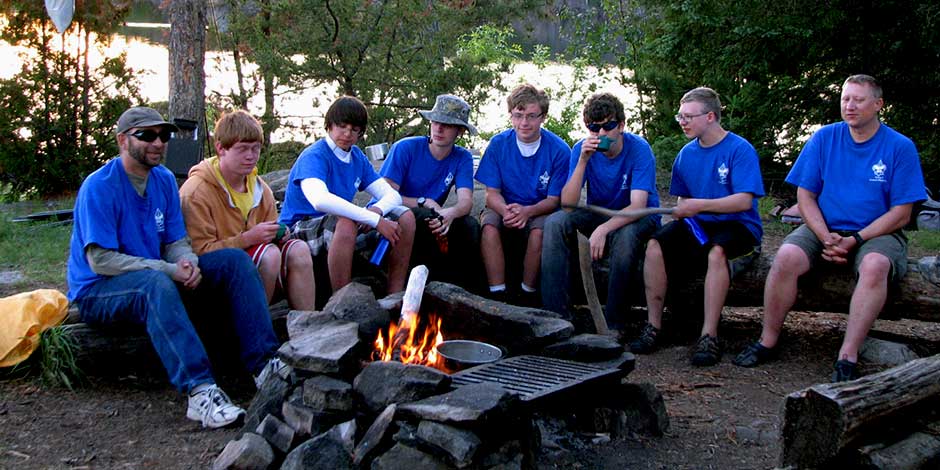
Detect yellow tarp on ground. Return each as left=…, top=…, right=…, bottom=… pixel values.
left=0, top=289, right=68, bottom=367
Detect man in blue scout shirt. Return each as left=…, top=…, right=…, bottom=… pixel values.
left=628, top=87, right=765, bottom=367
left=541, top=92, right=660, bottom=332
left=67, top=107, right=285, bottom=429
left=474, top=83, right=570, bottom=305
left=734, top=75, right=927, bottom=382
left=378, top=94, right=485, bottom=293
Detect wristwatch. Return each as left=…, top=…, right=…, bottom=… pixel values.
left=416, top=197, right=426, bottom=208
left=851, top=232, right=864, bottom=245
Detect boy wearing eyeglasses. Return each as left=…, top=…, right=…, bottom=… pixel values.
left=474, top=83, right=571, bottom=305
left=628, top=87, right=765, bottom=367
left=179, top=110, right=315, bottom=311
left=541, top=93, right=661, bottom=331
left=279, top=96, right=415, bottom=294
left=67, top=107, right=286, bottom=429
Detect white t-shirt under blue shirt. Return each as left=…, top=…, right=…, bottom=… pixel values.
left=474, top=128, right=570, bottom=206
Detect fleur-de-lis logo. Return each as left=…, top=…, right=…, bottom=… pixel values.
left=717, top=163, right=729, bottom=185
left=539, top=171, right=550, bottom=190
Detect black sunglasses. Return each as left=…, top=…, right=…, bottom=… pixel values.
left=586, top=120, right=619, bottom=132
left=128, top=128, right=173, bottom=143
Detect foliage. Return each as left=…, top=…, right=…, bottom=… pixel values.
left=573, top=0, right=940, bottom=192
left=36, top=326, right=85, bottom=390
left=222, top=0, right=539, bottom=147
left=0, top=209, right=71, bottom=287
left=0, top=1, right=140, bottom=198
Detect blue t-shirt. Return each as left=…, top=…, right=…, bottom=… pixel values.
left=786, top=122, right=927, bottom=231
left=67, top=158, right=188, bottom=301
left=474, top=128, right=570, bottom=206
left=671, top=132, right=765, bottom=242
left=379, top=136, right=473, bottom=206
left=279, top=139, right=380, bottom=226
left=569, top=132, right=660, bottom=211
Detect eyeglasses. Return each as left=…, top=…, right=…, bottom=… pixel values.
left=128, top=128, right=173, bottom=143
left=674, top=112, right=710, bottom=123
left=586, top=120, right=620, bottom=132
left=511, top=112, right=544, bottom=122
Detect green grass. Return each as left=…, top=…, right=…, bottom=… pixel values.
left=908, top=229, right=940, bottom=255
left=0, top=208, right=71, bottom=290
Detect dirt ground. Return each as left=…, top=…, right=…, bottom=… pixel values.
left=2, top=204, right=938, bottom=469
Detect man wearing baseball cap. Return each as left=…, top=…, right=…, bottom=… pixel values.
left=376, top=94, right=485, bottom=292
left=67, top=106, right=286, bottom=429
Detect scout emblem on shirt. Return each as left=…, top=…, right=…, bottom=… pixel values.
left=870, top=160, right=887, bottom=182
left=717, top=163, right=729, bottom=185
left=154, top=208, right=165, bottom=233
left=354, top=177, right=362, bottom=190
left=444, top=172, right=454, bottom=188
left=538, top=171, right=550, bottom=191
left=621, top=173, right=629, bottom=190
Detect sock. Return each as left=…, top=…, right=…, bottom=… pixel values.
left=489, top=284, right=506, bottom=293
left=520, top=283, right=536, bottom=293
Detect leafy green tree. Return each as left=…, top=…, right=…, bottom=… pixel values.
left=218, top=0, right=539, bottom=153
left=576, top=0, right=940, bottom=190
left=0, top=1, right=139, bottom=198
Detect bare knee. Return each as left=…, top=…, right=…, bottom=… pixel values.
left=857, top=253, right=891, bottom=285
left=645, top=239, right=663, bottom=261
left=258, top=247, right=282, bottom=280
left=770, top=244, right=810, bottom=278
left=528, top=228, right=543, bottom=252
left=286, top=243, right=313, bottom=271
left=332, top=218, right=357, bottom=248
left=482, top=224, right=500, bottom=244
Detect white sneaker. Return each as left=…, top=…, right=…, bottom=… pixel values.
left=186, top=384, right=245, bottom=429
left=254, top=356, right=289, bottom=389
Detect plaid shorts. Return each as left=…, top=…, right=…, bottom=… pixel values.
left=289, top=208, right=407, bottom=256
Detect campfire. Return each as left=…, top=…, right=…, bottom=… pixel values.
left=372, top=312, right=444, bottom=368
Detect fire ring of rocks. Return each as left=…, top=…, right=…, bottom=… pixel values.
left=212, top=276, right=669, bottom=470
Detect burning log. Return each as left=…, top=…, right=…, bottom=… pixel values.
left=780, top=353, right=940, bottom=466
left=371, top=265, right=444, bottom=367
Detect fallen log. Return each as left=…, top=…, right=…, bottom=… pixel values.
left=856, top=429, right=940, bottom=469
left=780, top=353, right=940, bottom=467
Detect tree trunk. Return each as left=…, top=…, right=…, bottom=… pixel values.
left=168, top=0, right=206, bottom=140
left=779, top=353, right=940, bottom=466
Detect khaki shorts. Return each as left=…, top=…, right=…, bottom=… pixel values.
left=783, top=224, right=909, bottom=282
left=480, top=207, right=549, bottom=232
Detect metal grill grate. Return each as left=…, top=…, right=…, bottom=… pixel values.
left=450, top=355, right=624, bottom=402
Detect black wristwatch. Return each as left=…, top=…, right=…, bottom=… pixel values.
left=852, top=232, right=864, bottom=245
left=416, top=197, right=426, bottom=208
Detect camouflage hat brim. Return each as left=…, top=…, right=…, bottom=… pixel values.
left=418, top=110, right=478, bottom=135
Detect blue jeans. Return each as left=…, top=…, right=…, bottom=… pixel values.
left=75, top=249, right=279, bottom=393
left=540, top=209, right=659, bottom=329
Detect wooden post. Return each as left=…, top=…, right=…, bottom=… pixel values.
left=577, top=234, right=609, bottom=336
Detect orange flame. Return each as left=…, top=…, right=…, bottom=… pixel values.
left=372, top=312, right=445, bottom=369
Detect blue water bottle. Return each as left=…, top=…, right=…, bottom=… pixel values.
left=370, top=237, right=390, bottom=265
left=684, top=218, right=709, bottom=245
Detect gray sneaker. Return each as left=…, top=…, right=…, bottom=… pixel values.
left=691, top=335, right=722, bottom=366
left=186, top=384, right=244, bottom=429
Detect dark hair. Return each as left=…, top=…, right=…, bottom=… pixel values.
left=680, top=87, right=722, bottom=122
left=844, top=74, right=883, bottom=99
left=325, top=96, right=368, bottom=133
left=583, top=92, right=625, bottom=124
left=507, top=83, right=550, bottom=115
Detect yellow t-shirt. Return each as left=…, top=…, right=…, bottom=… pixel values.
left=210, top=157, right=256, bottom=221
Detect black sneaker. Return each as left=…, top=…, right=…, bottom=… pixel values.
left=691, top=335, right=722, bottom=366
left=732, top=341, right=776, bottom=368
left=831, top=359, right=859, bottom=382
left=628, top=323, right=660, bottom=354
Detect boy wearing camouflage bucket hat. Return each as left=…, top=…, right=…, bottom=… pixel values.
left=376, top=94, right=486, bottom=293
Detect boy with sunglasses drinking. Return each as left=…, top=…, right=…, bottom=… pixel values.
left=67, top=107, right=286, bottom=429
left=541, top=93, right=661, bottom=332
left=474, top=84, right=570, bottom=306
left=628, top=87, right=765, bottom=367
